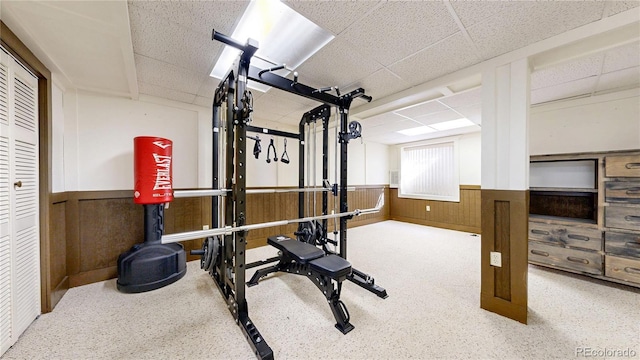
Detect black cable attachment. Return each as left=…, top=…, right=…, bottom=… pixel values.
left=266, top=138, right=278, bottom=163
left=280, top=138, right=290, bottom=164
left=247, top=135, right=261, bottom=159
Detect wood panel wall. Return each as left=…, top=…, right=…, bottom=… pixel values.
left=480, top=189, right=528, bottom=324
left=389, top=185, right=481, bottom=234
left=50, top=185, right=389, bottom=290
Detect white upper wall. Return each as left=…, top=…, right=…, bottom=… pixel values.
left=530, top=89, right=640, bottom=155
left=62, top=91, right=203, bottom=191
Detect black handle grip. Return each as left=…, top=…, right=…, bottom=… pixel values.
left=191, top=249, right=205, bottom=256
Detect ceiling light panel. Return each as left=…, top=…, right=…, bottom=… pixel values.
left=429, top=118, right=476, bottom=131
left=397, top=126, right=436, bottom=136
left=210, top=0, right=334, bottom=88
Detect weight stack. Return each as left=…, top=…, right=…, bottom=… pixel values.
left=117, top=137, right=186, bottom=293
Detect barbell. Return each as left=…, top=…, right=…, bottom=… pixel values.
left=160, top=192, right=384, bottom=244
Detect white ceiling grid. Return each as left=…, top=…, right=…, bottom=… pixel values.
left=122, top=0, right=639, bottom=144
left=2, top=0, right=637, bottom=146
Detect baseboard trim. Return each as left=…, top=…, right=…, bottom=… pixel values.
left=69, top=267, right=117, bottom=288
left=390, top=216, right=481, bottom=234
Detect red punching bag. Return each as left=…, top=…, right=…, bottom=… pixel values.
left=134, top=136, right=174, bottom=204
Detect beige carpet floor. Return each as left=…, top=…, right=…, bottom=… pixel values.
left=3, top=220, right=639, bottom=359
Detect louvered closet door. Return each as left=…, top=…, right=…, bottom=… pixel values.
left=0, top=48, right=40, bottom=355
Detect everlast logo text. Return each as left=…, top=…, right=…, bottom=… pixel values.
left=152, top=153, right=172, bottom=190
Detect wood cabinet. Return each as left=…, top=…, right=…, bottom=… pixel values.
left=529, top=151, right=640, bottom=288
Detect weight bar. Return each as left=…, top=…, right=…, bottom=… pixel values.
left=173, top=186, right=356, bottom=198
left=161, top=192, right=383, bottom=244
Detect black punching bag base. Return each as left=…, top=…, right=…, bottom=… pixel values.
left=116, top=242, right=187, bottom=293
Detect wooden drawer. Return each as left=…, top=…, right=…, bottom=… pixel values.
left=529, top=221, right=602, bottom=251
left=605, top=181, right=640, bottom=204
left=529, top=241, right=603, bottom=275
left=605, top=231, right=640, bottom=258
left=605, top=205, right=640, bottom=231
left=605, top=255, right=640, bottom=284
left=605, top=155, right=640, bottom=177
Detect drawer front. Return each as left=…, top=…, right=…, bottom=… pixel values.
left=605, top=181, right=640, bottom=204
left=529, top=222, right=602, bottom=251
left=605, top=255, right=640, bottom=284
left=605, top=231, right=640, bottom=258
left=529, top=241, right=603, bottom=275
left=605, top=155, right=640, bottom=177
left=605, top=206, right=640, bottom=231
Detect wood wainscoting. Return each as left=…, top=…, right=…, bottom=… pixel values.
left=389, top=185, right=481, bottom=234
left=48, top=185, right=389, bottom=297
left=480, top=189, right=529, bottom=324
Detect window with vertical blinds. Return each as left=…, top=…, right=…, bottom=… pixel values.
left=399, top=140, right=459, bottom=202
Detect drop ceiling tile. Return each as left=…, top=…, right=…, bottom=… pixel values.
left=452, top=104, right=482, bottom=125
left=197, top=77, right=219, bottom=98
left=253, top=91, right=311, bottom=117
left=449, top=1, right=519, bottom=28
left=596, top=66, right=640, bottom=92
left=295, top=37, right=382, bottom=89
left=341, top=69, right=410, bottom=104
left=283, top=1, right=380, bottom=35
left=605, top=1, right=640, bottom=16
left=340, top=1, right=459, bottom=66
left=437, top=87, right=482, bottom=108
left=361, top=112, right=407, bottom=128
left=129, top=5, right=221, bottom=74
left=603, top=41, right=640, bottom=73
left=135, top=54, right=203, bottom=94
left=389, top=32, right=481, bottom=87
left=193, top=96, right=212, bottom=108
left=138, top=82, right=196, bottom=104
left=127, top=1, right=248, bottom=36
left=468, top=2, right=605, bottom=60
left=395, top=101, right=449, bottom=120
left=530, top=77, right=597, bottom=105
left=413, top=110, right=462, bottom=126
left=531, top=54, right=603, bottom=90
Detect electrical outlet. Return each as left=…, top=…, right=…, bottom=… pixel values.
left=203, top=225, right=209, bottom=230
left=426, top=205, right=431, bottom=212
left=490, top=252, right=502, bottom=267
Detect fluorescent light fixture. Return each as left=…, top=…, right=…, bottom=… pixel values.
left=429, top=118, right=476, bottom=131
left=397, top=126, right=436, bottom=136
left=210, top=0, right=334, bottom=92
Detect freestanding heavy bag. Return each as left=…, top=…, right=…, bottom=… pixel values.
left=117, top=136, right=186, bottom=293
left=134, top=136, right=174, bottom=204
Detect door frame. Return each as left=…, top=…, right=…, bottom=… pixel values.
left=1, top=21, right=54, bottom=312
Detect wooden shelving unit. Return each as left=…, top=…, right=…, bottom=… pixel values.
left=528, top=150, right=640, bottom=288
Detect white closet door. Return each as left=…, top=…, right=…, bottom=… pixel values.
left=0, top=50, right=12, bottom=355
left=0, top=48, right=40, bottom=355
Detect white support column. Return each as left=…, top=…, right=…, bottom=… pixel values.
left=482, top=59, right=530, bottom=191
left=480, top=58, right=531, bottom=324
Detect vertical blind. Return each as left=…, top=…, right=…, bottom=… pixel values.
left=400, top=141, right=458, bottom=201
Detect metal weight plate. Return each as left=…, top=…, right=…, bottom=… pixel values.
left=201, top=237, right=214, bottom=271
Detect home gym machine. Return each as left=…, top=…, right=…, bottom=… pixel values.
left=160, top=30, right=387, bottom=359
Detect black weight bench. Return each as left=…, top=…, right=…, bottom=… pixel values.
left=248, top=235, right=354, bottom=333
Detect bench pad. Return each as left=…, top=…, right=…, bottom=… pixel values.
left=309, top=255, right=352, bottom=279
left=267, top=236, right=324, bottom=264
